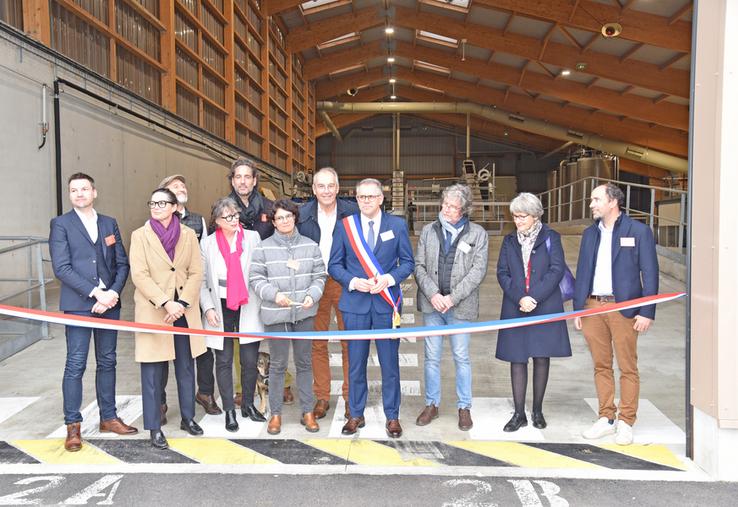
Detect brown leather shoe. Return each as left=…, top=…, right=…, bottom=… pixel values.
left=160, top=404, right=168, bottom=426
left=415, top=405, right=439, bottom=426
left=99, top=417, right=139, bottom=435
left=267, top=415, right=282, bottom=435
left=283, top=387, right=294, bottom=405
left=313, top=399, right=330, bottom=419
left=301, top=412, right=320, bottom=433
left=341, top=416, right=365, bottom=435
left=65, top=422, right=82, bottom=452
left=233, top=392, right=242, bottom=407
left=386, top=419, right=403, bottom=438
left=458, top=408, right=473, bottom=431
left=195, top=392, right=222, bottom=415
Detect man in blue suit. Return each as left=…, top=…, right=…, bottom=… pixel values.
left=49, top=173, right=138, bottom=452
left=328, top=178, right=414, bottom=438
left=573, top=183, right=659, bottom=446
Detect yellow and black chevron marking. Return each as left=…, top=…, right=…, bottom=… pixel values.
left=0, top=439, right=686, bottom=471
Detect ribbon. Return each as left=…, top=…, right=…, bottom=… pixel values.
left=0, top=292, right=685, bottom=341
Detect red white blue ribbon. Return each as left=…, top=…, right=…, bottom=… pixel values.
left=0, top=292, right=685, bottom=341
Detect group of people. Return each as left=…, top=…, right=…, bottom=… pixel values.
left=49, top=158, right=658, bottom=452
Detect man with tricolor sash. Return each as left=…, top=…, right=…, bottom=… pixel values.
left=328, top=178, right=415, bottom=438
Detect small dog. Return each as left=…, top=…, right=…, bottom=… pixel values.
left=255, top=351, right=270, bottom=415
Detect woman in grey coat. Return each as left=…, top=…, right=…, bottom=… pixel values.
left=250, top=199, right=326, bottom=435
left=415, top=184, right=489, bottom=431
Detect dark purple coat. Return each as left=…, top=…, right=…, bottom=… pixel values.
left=495, top=224, right=571, bottom=363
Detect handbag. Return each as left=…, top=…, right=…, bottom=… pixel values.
left=545, top=237, right=575, bottom=302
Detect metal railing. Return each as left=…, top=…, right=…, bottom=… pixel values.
left=0, top=237, right=52, bottom=360
left=538, top=177, right=688, bottom=249
left=412, top=200, right=510, bottom=235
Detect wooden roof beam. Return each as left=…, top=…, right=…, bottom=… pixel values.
left=394, top=6, right=689, bottom=98
left=264, top=0, right=303, bottom=16
left=286, top=6, right=383, bottom=53
left=558, top=25, right=582, bottom=50
left=669, top=2, right=693, bottom=26
left=315, top=67, right=386, bottom=99
left=303, top=41, right=384, bottom=80
left=473, top=0, right=691, bottom=52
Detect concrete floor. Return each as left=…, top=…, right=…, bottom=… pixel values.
left=0, top=234, right=687, bottom=454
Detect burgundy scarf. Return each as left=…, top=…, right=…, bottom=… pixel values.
left=149, top=214, right=181, bottom=261
left=216, top=226, right=249, bottom=310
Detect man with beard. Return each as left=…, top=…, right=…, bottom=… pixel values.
left=228, top=158, right=274, bottom=240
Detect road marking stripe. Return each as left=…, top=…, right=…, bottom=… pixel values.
left=447, top=441, right=601, bottom=469
left=0, top=397, right=38, bottom=425
left=47, top=395, right=143, bottom=438
left=597, top=443, right=687, bottom=471
left=11, top=439, right=120, bottom=464
left=306, top=439, right=440, bottom=467
left=167, top=438, right=277, bottom=465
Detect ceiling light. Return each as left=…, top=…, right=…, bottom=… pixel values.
left=601, top=22, right=622, bottom=38
left=560, top=69, right=571, bottom=77
left=389, top=78, right=397, bottom=83
left=575, top=62, right=587, bottom=71
left=387, top=56, right=396, bottom=63
left=390, top=94, right=397, bottom=100
left=385, top=27, right=395, bottom=35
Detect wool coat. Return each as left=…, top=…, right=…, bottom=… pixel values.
left=129, top=222, right=207, bottom=363
left=495, top=224, right=571, bottom=363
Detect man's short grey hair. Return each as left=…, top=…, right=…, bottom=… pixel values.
left=510, top=192, right=544, bottom=218
left=441, top=184, right=473, bottom=215
left=209, top=197, right=240, bottom=230
left=356, top=178, right=383, bottom=193
left=314, top=166, right=339, bottom=186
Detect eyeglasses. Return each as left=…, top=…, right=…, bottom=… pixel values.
left=512, top=214, right=531, bottom=221
left=356, top=194, right=382, bottom=202
left=273, top=213, right=294, bottom=223
left=147, top=200, right=175, bottom=209
left=442, top=202, right=462, bottom=212
left=219, top=213, right=240, bottom=223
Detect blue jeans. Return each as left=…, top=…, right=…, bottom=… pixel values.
left=62, top=309, right=120, bottom=424
left=422, top=309, right=472, bottom=409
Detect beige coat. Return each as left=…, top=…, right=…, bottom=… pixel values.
left=129, top=222, right=207, bottom=362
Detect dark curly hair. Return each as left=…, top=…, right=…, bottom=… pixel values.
left=268, top=198, right=300, bottom=222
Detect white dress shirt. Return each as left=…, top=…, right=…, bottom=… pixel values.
left=74, top=208, right=113, bottom=296
left=349, top=212, right=395, bottom=291
left=317, top=204, right=337, bottom=269
left=592, top=221, right=614, bottom=296
left=215, top=231, right=239, bottom=298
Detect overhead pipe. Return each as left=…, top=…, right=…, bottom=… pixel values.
left=317, top=101, right=688, bottom=173
left=319, top=111, right=343, bottom=142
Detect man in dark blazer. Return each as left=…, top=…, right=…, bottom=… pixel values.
left=297, top=167, right=359, bottom=420
left=573, top=183, right=659, bottom=446
left=49, top=173, right=138, bottom=452
left=328, top=178, right=414, bottom=438
left=228, top=157, right=274, bottom=240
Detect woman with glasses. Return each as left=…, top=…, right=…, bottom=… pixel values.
left=250, top=199, right=326, bottom=435
left=200, top=197, right=265, bottom=432
left=496, top=192, right=571, bottom=432
left=129, top=188, right=207, bottom=449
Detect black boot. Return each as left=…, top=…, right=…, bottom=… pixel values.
left=225, top=409, right=239, bottom=432
left=503, top=413, right=528, bottom=432
left=241, top=404, right=266, bottom=422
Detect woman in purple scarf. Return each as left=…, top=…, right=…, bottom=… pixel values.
left=130, top=188, right=207, bottom=449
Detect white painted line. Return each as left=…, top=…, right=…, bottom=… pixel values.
left=328, top=400, right=416, bottom=439
left=401, top=314, right=416, bottom=325
left=467, top=398, right=545, bottom=442
left=403, top=297, right=414, bottom=307
left=47, top=395, right=142, bottom=438
left=0, top=397, right=39, bottom=426
left=400, top=336, right=417, bottom=343
left=195, top=404, right=265, bottom=438
left=330, top=380, right=420, bottom=397
left=584, top=398, right=685, bottom=445
left=330, top=353, right=418, bottom=367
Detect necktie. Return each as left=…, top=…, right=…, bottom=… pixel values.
left=367, top=220, right=375, bottom=250
left=444, top=230, right=452, bottom=253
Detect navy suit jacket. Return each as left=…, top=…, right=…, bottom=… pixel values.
left=49, top=210, right=129, bottom=312
left=297, top=197, right=359, bottom=245
left=573, top=213, right=659, bottom=319
left=328, top=212, right=414, bottom=314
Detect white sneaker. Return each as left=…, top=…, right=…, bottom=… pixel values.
left=582, top=417, right=616, bottom=439
left=615, top=420, right=633, bottom=445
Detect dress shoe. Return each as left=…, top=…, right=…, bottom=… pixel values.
left=225, top=409, right=239, bottom=432
left=180, top=419, right=204, bottom=436
left=195, top=392, right=222, bottom=415
left=234, top=392, right=242, bottom=407
left=341, top=416, right=365, bottom=435
left=99, top=417, right=139, bottom=435
left=150, top=429, right=168, bottom=449
left=415, top=405, right=439, bottom=426
left=313, top=399, right=330, bottom=419
left=532, top=412, right=547, bottom=429
left=241, top=404, right=266, bottom=422
left=64, top=422, right=82, bottom=452
left=160, top=403, right=168, bottom=426
left=386, top=419, right=403, bottom=438
left=503, top=413, right=528, bottom=432
left=458, top=408, right=473, bottom=431
left=267, top=415, right=282, bottom=435
left=301, top=412, right=320, bottom=433
left=283, top=386, right=294, bottom=405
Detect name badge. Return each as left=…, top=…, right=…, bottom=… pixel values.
left=457, top=241, right=472, bottom=254
left=104, top=235, right=116, bottom=246
left=286, top=258, right=300, bottom=270
left=380, top=230, right=395, bottom=242
left=620, top=237, right=635, bottom=247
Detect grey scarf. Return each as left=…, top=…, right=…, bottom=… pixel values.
left=517, top=220, right=542, bottom=277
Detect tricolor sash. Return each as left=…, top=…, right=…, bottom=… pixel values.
left=342, top=214, right=402, bottom=327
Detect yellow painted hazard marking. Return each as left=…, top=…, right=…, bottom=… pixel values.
left=448, top=441, right=601, bottom=469
left=11, top=439, right=120, bottom=465
left=597, top=443, right=687, bottom=471
left=167, top=438, right=277, bottom=465
left=306, top=439, right=440, bottom=467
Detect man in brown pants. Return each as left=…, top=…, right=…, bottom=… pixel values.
left=297, top=167, right=359, bottom=419
left=573, top=183, right=659, bottom=446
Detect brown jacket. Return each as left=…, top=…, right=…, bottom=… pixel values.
left=129, top=222, right=206, bottom=362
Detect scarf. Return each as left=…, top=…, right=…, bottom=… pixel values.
left=216, top=226, right=249, bottom=310
left=438, top=213, right=468, bottom=253
left=229, top=189, right=264, bottom=230
left=149, top=214, right=181, bottom=261
left=517, top=220, right=542, bottom=278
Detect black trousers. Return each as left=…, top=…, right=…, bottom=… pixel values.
left=161, top=346, right=215, bottom=404
left=214, top=301, right=259, bottom=411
